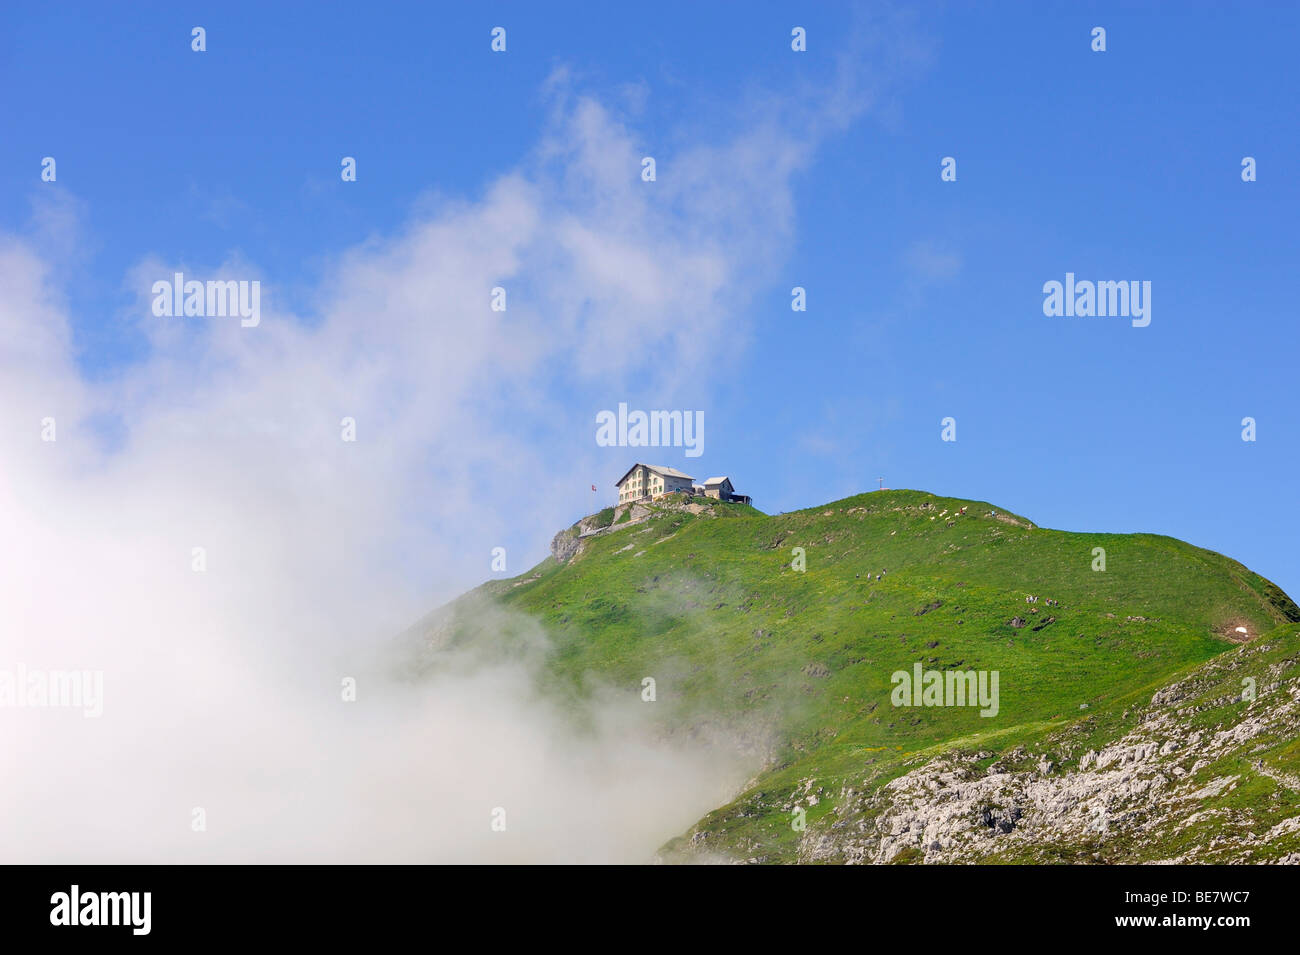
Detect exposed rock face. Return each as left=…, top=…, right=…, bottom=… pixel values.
left=550, top=527, right=581, bottom=564
left=673, top=632, right=1300, bottom=866
left=785, top=643, right=1300, bottom=865
left=549, top=498, right=730, bottom=565
left=549, top=510, right=615, bottom=563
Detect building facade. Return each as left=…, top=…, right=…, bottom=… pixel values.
left=615, top=464, right=695, bottom=503
left=698, top=476, right=734, bottom=499
left=695, top=475, right=751, bottom=505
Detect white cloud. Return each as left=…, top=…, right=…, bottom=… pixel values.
left=0, top=68, right=889, bottom=861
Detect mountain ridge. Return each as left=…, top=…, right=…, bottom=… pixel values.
left=408, top=488, right=1300, bottom=862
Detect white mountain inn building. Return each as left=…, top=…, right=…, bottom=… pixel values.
left=614, top=464, right=750, bottom=505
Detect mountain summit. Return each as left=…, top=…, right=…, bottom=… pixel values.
left=412, top=490, right=1300, bottom=863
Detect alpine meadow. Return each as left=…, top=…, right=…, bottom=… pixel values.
left=3, top=3, right=1299, bottom=929
left=410, top=491, right=1300, bottom=864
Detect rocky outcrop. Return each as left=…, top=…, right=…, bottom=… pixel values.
left=550, top=527, right=581, bottom=564
left=549, top=498, right=729, bottom=565
left=782, top=632, right=1300, bottom=865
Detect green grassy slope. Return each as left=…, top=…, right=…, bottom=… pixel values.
left=409, top=489, right=1300, bottom=862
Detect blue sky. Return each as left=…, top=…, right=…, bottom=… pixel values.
left=3, top=1, right=1298, bottom=601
